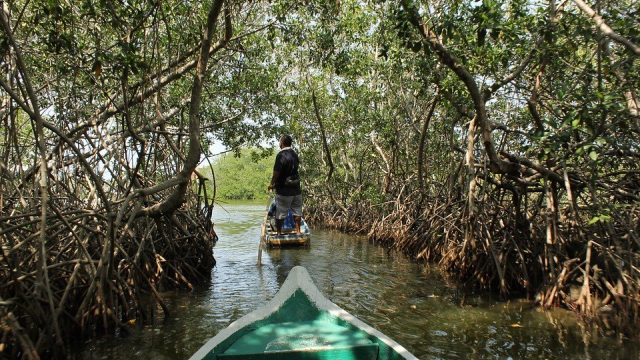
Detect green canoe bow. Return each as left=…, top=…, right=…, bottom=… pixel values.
left=190, top=266, right=417, bottom=360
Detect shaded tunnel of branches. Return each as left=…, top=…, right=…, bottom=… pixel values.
left=1, top=0, right=640, bottom=357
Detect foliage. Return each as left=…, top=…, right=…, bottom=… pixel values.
left=199, top=148, right=276, bottom=200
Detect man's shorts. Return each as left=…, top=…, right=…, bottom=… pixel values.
left=275, top=194, right=303, bottom=220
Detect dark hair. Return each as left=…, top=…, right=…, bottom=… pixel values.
left=280, top=135, right=293, bottom=147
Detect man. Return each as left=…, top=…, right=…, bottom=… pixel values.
left=268, top=135, right=302, bottom=235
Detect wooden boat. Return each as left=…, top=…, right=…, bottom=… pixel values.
left=260, top=210, right=311, bottom=247
left=189, top=266, right=417, bottom=360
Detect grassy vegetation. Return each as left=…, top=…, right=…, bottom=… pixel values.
left=199, top=148, right=276, bottom=200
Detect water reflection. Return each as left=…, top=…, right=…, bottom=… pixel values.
left=70, top=201, right=639, bottom=359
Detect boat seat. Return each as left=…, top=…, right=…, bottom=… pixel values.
left=218, top=320, right=379, bottom=360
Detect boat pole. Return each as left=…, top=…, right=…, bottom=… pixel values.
left=257, top=192, right=272, bottom=266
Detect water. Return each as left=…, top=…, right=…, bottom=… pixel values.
left=71, top=201, right=639, bottom=359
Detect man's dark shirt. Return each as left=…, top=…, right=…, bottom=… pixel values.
left=274, top=148, right=301, bottom=196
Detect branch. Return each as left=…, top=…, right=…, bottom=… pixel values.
left=0, top=77, right=111, bottom=209
left=310, top=85, right=349, bottom=214
left=570, top=0, right=640, bottom=56
left=400, top=0, right=518, bottom=175
left=138, top=0, right=230, bottom=217
left=418, top=92, right=440, bottom=196
left=483, top=46, right=537, bottom=102
left=499, top=151, right=564, bottom=183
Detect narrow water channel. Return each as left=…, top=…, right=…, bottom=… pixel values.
left=72, top=201, right=638, bottom=359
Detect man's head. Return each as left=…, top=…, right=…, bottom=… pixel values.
left=280, top=135, right=293, bottom=148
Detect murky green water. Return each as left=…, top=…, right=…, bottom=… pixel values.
left=71, top=201, right=638, bottom=359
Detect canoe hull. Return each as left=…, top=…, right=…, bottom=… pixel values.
left=190, top=266, right=417, bottom=360
left=260, top=215, right=311, bottom=247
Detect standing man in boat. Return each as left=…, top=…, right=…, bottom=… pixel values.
left=268, top=135, right=302, bottom=236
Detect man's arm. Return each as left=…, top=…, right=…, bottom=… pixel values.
left=268, top=170, right=280, bottom=190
